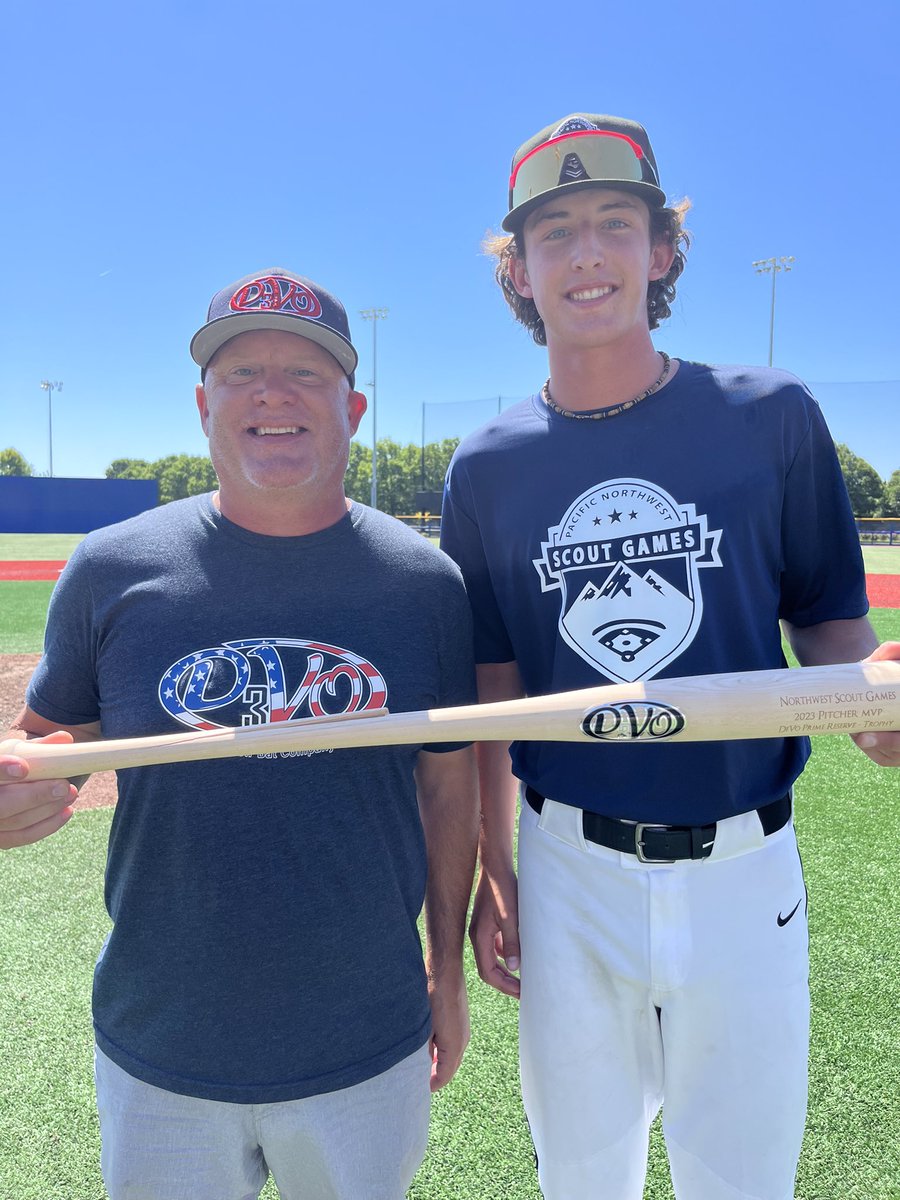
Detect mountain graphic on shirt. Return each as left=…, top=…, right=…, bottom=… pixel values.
left=562, top=562, right=694, bottom=681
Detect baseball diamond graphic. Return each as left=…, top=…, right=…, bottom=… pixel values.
left=533, top=478, right=723, bottom=682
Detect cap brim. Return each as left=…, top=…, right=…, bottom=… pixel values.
left=190, top=313, right=359, bottom=378
left=502, top=178, right=666, bottom=233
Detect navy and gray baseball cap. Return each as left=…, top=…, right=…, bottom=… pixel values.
left=504, top=114, right=665, bottom=233
left=190, top=269, right=358, bottom=385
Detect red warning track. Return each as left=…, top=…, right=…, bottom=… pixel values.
left=866, top=575, right=900, bottom=609
left=1, top=562, right=899, bottom=605
left=0, top=561, right=67, bottom=581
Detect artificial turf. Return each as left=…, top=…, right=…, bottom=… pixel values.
left=1, top=565, right=898, bottom=1198
left=0, top=582, right=56, bottom=653
left=2, top=723, right=898, bottom=1198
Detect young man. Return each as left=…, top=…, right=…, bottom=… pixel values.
left=0, top=269, right=478, bottom=1200
left=440, top=115, right=900, bottom=1198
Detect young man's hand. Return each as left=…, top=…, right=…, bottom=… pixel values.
left=469, top=865, right=521, bottom=998
left=852, top=641, right=900, bottom=767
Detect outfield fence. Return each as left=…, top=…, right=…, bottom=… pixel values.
left=856, top=517, right=900, bottom=545
left=397, top=513, right=442, bottom=535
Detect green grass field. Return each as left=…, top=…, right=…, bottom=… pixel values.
left=0, top=582, right=56, bottom=653
left=0, top=533, right=85, bottom=559
left=862, top=545, right=900, bottom=573
left=1, top=542, right=899, bottom=1199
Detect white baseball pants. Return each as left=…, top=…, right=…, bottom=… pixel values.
left=518, top=795, right=809, bottom=1199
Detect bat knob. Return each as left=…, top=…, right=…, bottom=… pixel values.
left=0, top=737, right=29, bottom=763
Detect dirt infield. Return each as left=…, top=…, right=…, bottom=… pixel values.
left=0, top=655, right=117, bottom=810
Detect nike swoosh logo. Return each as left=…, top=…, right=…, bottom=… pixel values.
left=777, top=899, right=803, bottom=927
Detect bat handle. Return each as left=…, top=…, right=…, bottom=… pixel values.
left=0, top=736, right=83, bottom=781
left=0, top=737, right=29, bottom=761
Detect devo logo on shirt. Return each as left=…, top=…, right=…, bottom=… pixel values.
left=158, top=637, right=387, bottom=731
left=230, top=276, right=323, bottom=320
left=533, top=479, right=722, bottom=684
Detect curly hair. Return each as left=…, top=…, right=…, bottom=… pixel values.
left=484, top=198, right=692, bottom=345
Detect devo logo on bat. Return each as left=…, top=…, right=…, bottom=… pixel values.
left=581, top=701, right=686, bottom=741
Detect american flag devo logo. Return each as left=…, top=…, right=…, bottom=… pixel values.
left=230, top=275, right=323, bottom=320
left=158, top=638, right=387, bottom=732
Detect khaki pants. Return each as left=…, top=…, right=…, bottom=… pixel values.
left=95, top=1041, right=431, bottom=1200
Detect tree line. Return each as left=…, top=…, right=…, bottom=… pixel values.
left=2, top=439, right=899, bottom=518
left=0, top=440, right=461, bottom=512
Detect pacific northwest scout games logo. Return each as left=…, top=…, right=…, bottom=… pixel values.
left=158, top=638, right=387, bottom=732
left=533, top=479, right=722, bottom=683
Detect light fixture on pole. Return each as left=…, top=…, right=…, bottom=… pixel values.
left=751, top=257, right=795, bottom=367
left=359, top=307, right=388, bottom=510
left=39, top=380, right=64, bottom=477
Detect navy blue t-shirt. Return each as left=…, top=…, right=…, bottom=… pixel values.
left=441, top=363, right=867, bottom=824
left=28, top=496, right=475, bottom=1102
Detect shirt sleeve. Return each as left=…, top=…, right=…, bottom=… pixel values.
left=778, top=396, right=869, bottom=627
left=418, top=550, right=477, bottom=752
left=26, top=540, right=102, bottom=727
left=440, top=456, right=516, bottom=665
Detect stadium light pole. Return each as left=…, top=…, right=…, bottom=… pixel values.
left=359, top=308, right=388, bottom=510
left=39, top=380, right=64, bottom=477
left=751, top=256, right=795, bottom=367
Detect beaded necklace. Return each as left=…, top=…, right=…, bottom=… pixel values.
left=542, top=352, right=671, bottom=420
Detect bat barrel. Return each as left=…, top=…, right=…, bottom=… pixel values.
left=1, top=660, right=898, bottom=780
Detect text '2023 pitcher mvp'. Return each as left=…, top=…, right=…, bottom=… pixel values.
left=440, top=114, right=900, bottom=1199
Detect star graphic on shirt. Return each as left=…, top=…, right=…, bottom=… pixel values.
left=629, top=511, right=638, bottom=520
left=593, top=516, right=602, bottom=526
left=609, top=509, right=622, bottom=523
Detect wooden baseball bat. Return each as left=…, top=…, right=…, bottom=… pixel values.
left=1, top=661, right=898, bottom=781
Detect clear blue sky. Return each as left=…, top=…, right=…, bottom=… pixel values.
left=2, top=0, right=898, bottom=482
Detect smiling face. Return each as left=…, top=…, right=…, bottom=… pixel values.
left=510, top=187, right=675, bottom=357
left=195, top=329, right=366, bottom=535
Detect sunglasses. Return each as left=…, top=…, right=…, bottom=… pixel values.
left=509, top=130, right=659, bottom=213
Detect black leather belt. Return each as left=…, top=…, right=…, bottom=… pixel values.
left=524, top=786, right=791, bottom=863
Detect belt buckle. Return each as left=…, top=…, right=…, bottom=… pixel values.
left=634, top=822, right=676, bottom=864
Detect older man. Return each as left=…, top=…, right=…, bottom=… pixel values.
left=1, top=269, right=478, bottom=1200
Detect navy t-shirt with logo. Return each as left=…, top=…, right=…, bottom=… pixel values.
left=28, top=497, right=475, bottom=1102
left=440, top=362, right=867, bottom=825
